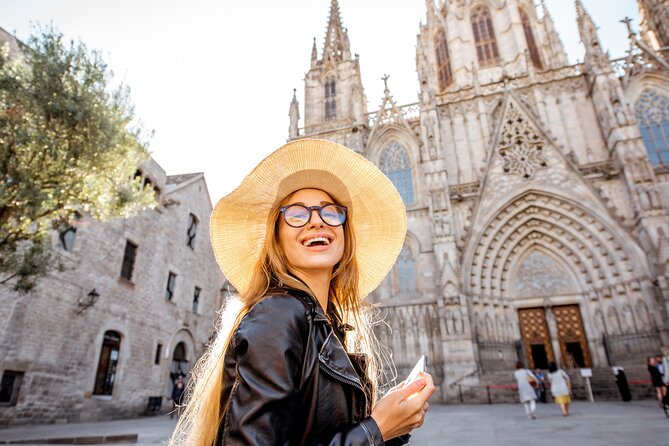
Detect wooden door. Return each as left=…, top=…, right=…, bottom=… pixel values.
left=553, top=305, right=591, bottom=368
left=518, top=308, right=555, bottom=370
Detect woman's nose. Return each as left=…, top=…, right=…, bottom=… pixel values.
left=307, top=208, right=325, bottom=227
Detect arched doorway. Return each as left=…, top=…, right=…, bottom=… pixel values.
left=168, top=342, right=189, bottom=395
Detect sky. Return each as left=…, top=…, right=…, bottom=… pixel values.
left=0, top=0, right=642, bottom=202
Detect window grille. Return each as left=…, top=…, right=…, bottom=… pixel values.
left=396, top=246, right=417, bottom=293
left=324, top=77, right=337, bottom=120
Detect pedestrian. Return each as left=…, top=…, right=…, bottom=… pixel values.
left=170, top=376, right=185, bottom=420
left=514, top=362, right=538, bottom=419
left=661, top=348, right=669, bottom=387
left=548, top=362, right=572, bottom=416
left=647, top=356, right=666, bottom=404
left=534, top=368, right=547, bottom=403
left=169, top=139, right=435, bottom=445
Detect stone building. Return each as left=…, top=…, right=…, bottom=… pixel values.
left=289, top=0, right=669, bottom=400
left=0, top=33, right=224, bottom=422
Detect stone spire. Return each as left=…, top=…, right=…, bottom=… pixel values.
left=576, top=0, right=602, bottom=52
left=541, top=0, right=568, bottom=68
left=576, top=0, right=611, bottom=73
left=425, top=0, right=436, bottom=25
left=322, top=0, right=351, bottom=63
left=310, top=37, right=318, bottom=68
left=288, top=89, right=300, bottom=139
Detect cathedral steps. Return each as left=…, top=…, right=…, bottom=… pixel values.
left=445, top=366, right=657, bottom=404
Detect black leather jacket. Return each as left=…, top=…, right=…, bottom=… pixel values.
left=216, top=288, right=409, bottom=445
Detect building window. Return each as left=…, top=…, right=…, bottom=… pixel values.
left=434, top=27, right=453, bottom=91
left=93, top=331, right=121, bottom=396
left=187, top=213, right=198, bottom=249
left=635, top=89, right=669, bottom=166
left=471, top=5, right=499, bottom=67
left=59, top=213, right=80, bottom=252
left=519, top=8, right=543, bottom=70
left=155, top=343, right=163, bottom=365
left=324, top=77, right=336, bottom=120
left=120, top=240, right=137, bottom=282
left=192, top=287, right=201, bottom=314
left=380, top=141, right=414, bottom=204
left=394, top=246, right=416, bottom=293
left=165, top=272, right=177, bottom=301
left=0, top=371, right=24, bottom=406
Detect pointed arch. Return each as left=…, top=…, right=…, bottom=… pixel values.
left=512, top=248, right=577, bottom=298
left=635, top=89, right=669, bottom=165
left=471, top=4, right=499, bottom=67
left=462, top=190, right=651, bottom=301
left=519, top=7, right=543, bottom=70
left=392, top=244, right=418, bottom=294
left=379, top=141, right=415, bottom=204
left=434, top=27, right=453, bottom=91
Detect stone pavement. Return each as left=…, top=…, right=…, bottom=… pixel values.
left=0, top=401, right=667, bottom=445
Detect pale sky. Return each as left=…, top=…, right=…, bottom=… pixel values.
left=0, top=0, right=641, bottom=202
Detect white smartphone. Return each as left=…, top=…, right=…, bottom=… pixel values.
left=402, top=355, right=427, bottom=388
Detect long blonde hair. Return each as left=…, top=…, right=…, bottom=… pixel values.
left=169, top=193, right=387, bottom=446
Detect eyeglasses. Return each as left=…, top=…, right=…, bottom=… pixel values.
left=279, top=203, right=347, bottom=228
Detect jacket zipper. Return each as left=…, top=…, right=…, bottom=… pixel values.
left=318, top=359, right=364, bottom=392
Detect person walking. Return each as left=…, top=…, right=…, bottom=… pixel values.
left=534, top=368, right=547, bottom=403
left=169, top=139, right=436, bottom=445
left=514, top=362, right=538, bottom=419
left=548, top=362, right=572, bottom=416
left=647, top=356, right=666, bottom=405
left=170, top=376, right=185, bottom=420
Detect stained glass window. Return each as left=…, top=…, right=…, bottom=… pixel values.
left=396, top=245, right=416, bottom=293
left=380, top=141, right=414, bottom=204
left=434, top=28, right=453, bottom=91
left=635, top=89, right=669, bottom=165
left=471, top=5, right=499, bottom=67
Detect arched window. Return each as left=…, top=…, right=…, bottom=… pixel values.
left=324, top=77, right=336, bottom=120
left=380, top=141, right=414, bottom=204
left=519, top=8, right=542, bottom=70
left=635, top=89, right=669, bottom=165
left=471, top=5, right=499, bottom=67
left=93, top=331, right=121, bottom=396
left=395, top=245, right=416, bottom=293
left=434, top=28, right=453, bottom=91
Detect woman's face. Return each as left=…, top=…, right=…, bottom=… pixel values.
left=278, top=188, right=345, bottom=279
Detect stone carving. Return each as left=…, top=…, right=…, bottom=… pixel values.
left=513, top=251, right=577, bottom=298
left=498, top=102, right=547, bottom=179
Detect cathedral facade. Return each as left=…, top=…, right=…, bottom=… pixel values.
left=289, top=0, right=669, bottom=400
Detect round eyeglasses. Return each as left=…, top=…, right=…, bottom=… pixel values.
left=279, top=203, right=347, bottom=228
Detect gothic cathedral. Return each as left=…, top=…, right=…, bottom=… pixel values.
left=289, top=0, right=669, bottom=400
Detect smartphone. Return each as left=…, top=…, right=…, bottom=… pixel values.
left=402, top=355, right=427, bottom=388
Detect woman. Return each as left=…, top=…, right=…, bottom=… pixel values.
left=647, top=356, right=666, bottom=404
left=547, top=362, right=571, bottom=416
left=513, top=362, right=538, bottom=419
left=170, top=139, right=435, bottom=445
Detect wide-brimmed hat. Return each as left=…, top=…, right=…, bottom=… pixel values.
left=210, top=139, right=407, bottom=299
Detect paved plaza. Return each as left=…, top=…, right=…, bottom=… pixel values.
left=0, top=401, right=667, bottom=445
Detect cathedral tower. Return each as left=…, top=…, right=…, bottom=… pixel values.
left=298, top=0, right=368, bottom=150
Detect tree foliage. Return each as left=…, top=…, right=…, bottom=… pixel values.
left=0, top=25, right=156, bottom=292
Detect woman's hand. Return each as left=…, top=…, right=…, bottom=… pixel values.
left=370, top=372, right=436, bottom=441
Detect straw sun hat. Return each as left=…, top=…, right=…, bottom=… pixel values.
left=210, top=138, right=407, bottom=299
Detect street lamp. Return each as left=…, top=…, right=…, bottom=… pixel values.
left=78, top=288, right=100, bottom=310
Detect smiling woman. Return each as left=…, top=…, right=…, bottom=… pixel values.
left=169, top=139, right=436, bottom=445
